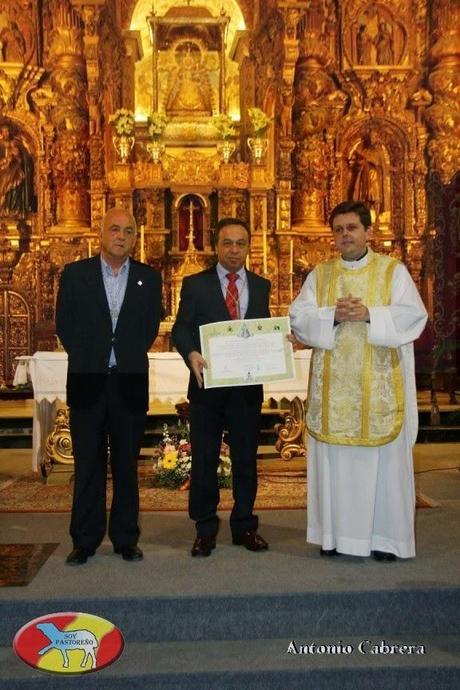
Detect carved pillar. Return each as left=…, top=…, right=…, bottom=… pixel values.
left=74, top=1, right=106, bottom=235
left=122, top=31, right=143, bottom=113
left=291, top=1, right=344, bottom=233
left=425, top=0, right=460, bottom=184
left=249, top=192, right=268, bottom=277
left=424, top=0, right=460, bottom=390
left=47, top=3, right=90, bottom=228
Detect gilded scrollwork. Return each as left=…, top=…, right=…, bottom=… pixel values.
left=0, top=1, right=456, bottom=392
left=162, top=151, right=220, bottom=186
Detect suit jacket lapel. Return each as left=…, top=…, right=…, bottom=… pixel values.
left=245, top=271, right=260, bottom=319
left=86, top=256, right=112, bottom=324
left=208, top=266, right=231, bottom=320
left=116, top=259, right=140, bottom=330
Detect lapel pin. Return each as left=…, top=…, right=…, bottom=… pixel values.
left=137, top=280, right=143, bottom=286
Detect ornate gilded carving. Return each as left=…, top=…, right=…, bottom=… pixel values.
left=42, top=407, right=74, bottom=483
left=274, top=397, right=306, bottom=461
left=425, top=0, right=460, bottom=183
left=348, top=127, right=390, bottom=217
left=0, top=286, right=31, bottom=384
left=341, top=1, right=412, bottom=70
left=162, top=151, right=220, bottom=186
left=0, top=1, right=454, bottom=400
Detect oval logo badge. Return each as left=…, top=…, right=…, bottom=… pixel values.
left=13, top=612, right=124, bottom=674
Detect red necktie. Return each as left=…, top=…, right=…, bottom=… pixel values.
left=225, top=272, right=239, bottom=319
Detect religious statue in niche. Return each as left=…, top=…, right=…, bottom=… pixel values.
left=280, top=90, right=294, bottom=138
left=0, top=124, right=35, bottom=215
left=374, top=21, right=394, bottom=65
left=356, top=24, right=372, bottom=65
left=350, top=5, right=406, bottom=67
left=0, top=20, right=25, bottom=62
left=348, top=129, right=389, bottom=217
left=0, top=1, right=36, bottom=66
left=165, top=41, right=212, bottom=116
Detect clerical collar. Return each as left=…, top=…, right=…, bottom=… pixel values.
left=340, top=248, right=369, bottom=269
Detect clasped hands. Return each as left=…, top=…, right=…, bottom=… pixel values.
left=335, top=293, right=370, bottom=323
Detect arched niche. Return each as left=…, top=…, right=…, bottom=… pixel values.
left=129, top=0, right=246, bottom=123
left=0, top=289, right=31, bottom=385
left=174, top=192, right=209, bottom=251
left=339, top=118, right=414, bottom=240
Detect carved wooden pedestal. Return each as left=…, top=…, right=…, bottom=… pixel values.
left=42, top=408, right=74, bottom=485
left=274, top=397, right=307, bottom=460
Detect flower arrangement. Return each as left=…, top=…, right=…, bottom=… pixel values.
left=212, top=113, right=237, bottom=140
left=247, top=107, right=272, bottom=137
left=148, top=112, right=169, bottom=140
left=108, top=108, right=135, bottom=136
left=153, top=423, right=232, bottom=489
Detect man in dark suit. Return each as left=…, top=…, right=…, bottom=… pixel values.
left=56, top=207, right=163, bottom=565
left=172, top=217, right=271, bottom=557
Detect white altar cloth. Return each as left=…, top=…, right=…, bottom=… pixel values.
left=15, top=350, right=310, bottom=471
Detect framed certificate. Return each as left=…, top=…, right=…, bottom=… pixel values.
left=199, top=316, right=295, bottom=389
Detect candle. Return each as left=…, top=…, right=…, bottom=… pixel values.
left=262, top=227, right=267, bottom=274
left=289, top=238, right=294, bottom=300
left=140, top=224, right=145, bottom=263
left=87, top=238, right=92, bottom=258
left=245, top=254, right=250, bottom=270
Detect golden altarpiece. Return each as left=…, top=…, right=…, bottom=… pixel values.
left=0, top=1, right=458, bottom=408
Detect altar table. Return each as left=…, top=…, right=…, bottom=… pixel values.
left=14, top=350, right=311, bottom=471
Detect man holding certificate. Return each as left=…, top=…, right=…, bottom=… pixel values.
left=172, top=217, right=271, bottom=557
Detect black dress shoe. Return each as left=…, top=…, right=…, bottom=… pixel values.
left=66, top=547, right=95, bottom=565
left=191, top=536, right=216, bottom=557
left=114, top=545, right=143, bottom=561
left=373, top=550, right=397, bottom=562
left=320, top=548, right=337, bottom=557
left=232, top=531, right=268, bottom=552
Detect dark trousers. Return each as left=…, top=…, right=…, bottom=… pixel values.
left=189, top=389, right=261, bottom=538
left=68, top=370, right=146, bottom=550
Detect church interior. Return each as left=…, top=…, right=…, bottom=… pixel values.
left=0, top=1, right=459, bottom=687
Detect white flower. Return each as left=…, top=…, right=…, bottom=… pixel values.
left=247, top=107, right=272, bottom=136
left=148, top=112, right=168, bottom=138
left=108, top=108, right=135, bottom=136
left=212, top=114, right=236, bottom=140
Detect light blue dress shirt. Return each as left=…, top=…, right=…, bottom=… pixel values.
left=101, top=256, right=130, bottom=366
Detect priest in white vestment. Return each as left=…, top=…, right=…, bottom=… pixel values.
left=289, top=201, right=428, bottom=561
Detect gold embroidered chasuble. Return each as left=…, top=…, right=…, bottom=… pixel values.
left=307, top=249, right=404, bottom=446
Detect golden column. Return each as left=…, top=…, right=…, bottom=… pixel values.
left=291, top=3, right=344, bottom=233
left=424, top=0, right=460, bottom=183
left=74, top=1, right=107, bottom=234
left=47, top=3, right=90, bottom=228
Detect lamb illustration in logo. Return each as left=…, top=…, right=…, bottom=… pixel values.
left=36, top=622, right=99, bottom=669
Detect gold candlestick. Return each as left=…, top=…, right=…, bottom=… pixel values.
left=140, top=224, right=145, bottom=263
left=262, top=227, right=267, bottom=274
